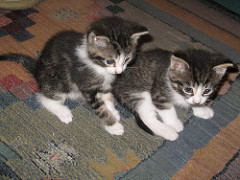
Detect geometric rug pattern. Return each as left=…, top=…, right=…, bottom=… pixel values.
left=0, top=0, right=239, bottom=179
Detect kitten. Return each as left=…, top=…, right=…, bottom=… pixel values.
left=0, top=16, right=148, bottom=135
left=113, top=48, right=234, bottom=140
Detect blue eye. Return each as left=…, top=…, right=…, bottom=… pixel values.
left=184, top=87, right=193, bottom=93
left=125, top=57, right=130, bottom=62
left=106, top=59, right=115, bottom=65
left=204, top=89, right=211, bottom=94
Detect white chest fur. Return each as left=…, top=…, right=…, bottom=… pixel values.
left=171, top=89, right=189, bottom=108
left=166, top=78, right=189, bottom=108
left=92, top=63, right=115, bottom=89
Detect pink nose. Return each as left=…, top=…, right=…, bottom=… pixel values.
left=115, top=69, right=123, bottom=74
left=193, top=99, right=201, bottom=104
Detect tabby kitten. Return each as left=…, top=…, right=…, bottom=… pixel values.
left=0, top=16, right=148, bottom=135
left=113, top=48, right=233, bottom=140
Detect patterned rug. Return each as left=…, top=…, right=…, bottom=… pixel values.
left=0, top=0, right=239, bottom=179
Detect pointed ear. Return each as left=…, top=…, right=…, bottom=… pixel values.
left=170, top=55, right=189, bottom=73
left=213, top=63, right=233, bottom=78
left=88, top=32, right=110, bottom=47
left=131, top=31, right=149, bottom=43
left=131, top=25, right=148, bottom=43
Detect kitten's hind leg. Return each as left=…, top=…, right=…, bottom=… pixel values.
left=156, top=106, right=184, bottom=133
left=136, top=92, right=179, bottom=141
left=37, top=94, right=73, bottom=124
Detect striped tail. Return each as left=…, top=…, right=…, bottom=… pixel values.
left=0, top=54, right=37, bottom=75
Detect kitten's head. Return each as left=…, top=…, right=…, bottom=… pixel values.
left=168, top=49, right=234, bottom=105
left=86, top=16, right=148, bottom=74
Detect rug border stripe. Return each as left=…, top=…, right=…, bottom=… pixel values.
left=126, top=0, right=240, bottom=63
left=120, top=79, right=240, bottom=179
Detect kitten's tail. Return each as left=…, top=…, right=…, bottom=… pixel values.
left=0, top=54, right=36, bottom=75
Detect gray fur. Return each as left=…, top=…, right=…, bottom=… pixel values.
left=0, top=16, right=148, bottom=135
left=113, top=48, right=233, bottom=136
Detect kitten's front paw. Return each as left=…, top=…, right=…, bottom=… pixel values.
left=56, top=108, right=73, bottom=124
left=166, top=119, right=184, bottom=132
left=104, top=122, right=124, bottom=135
left=193, top=106, right=214, bottom=119
left=112, top=110, right=120, bottom=122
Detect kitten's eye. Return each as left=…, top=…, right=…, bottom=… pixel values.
left=203, top=88, right=212, bottom=95
left=106, top=59, right=115, bottom=65
left=125, top=57, right=130, bottom=62
left=184, top=87, right=193, bottom=94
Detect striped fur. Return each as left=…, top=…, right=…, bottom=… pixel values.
left=0, top=16, right=148, bottom=135
left=113, top=48, right=234, bottom=140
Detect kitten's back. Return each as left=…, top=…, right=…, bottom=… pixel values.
left=114, top=49, right=171, bottom=90
left=39, top=31, right=84, bottom=61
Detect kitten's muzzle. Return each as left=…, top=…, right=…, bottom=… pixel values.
left=115, top=70, right=123, bottom=74
left=193, top=99, right=201, bottom=105
left=115, top=67, right=123, bottom=74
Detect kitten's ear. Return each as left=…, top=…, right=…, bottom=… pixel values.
left=88, top=32, right=110, bottom=47
left=170, top=55, right=189, bottom=72
left=212, top=54, right=235, bottom=78
left=131, top=25, right=149, bottom=43
left=213, top=63, right=233, bottom=78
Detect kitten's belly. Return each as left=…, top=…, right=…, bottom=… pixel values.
left=67, top=91, right=84, bottom=100
left=55, top=91, right=84, bottom=101
left=65, top=84, right=85, bottom=101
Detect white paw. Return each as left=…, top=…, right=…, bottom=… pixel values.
left=38, top=94, right=73, bottom=124
left=56, top=108, right=73, bottom=124
left=153, top=125, right=179, bottom=141
left=166, top=119, right=184, bottom=132
left=104, top=122, right=124, bottom=135
left=193, top=106, right=214, bottom=119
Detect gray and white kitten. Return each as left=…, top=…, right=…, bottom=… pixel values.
left=0, top=16, right=148, bottom=135
left=113, top=48, right=234, bottom=140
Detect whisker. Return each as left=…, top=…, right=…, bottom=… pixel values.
left=124, top=66, right=140, bottom=74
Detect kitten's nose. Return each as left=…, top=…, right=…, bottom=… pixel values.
left=115, top=67, right=123, bottom=74
left=193, top=99, right=201, bottom=104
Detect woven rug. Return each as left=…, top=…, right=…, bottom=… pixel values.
left=0, top=0, right=239, bottom=179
